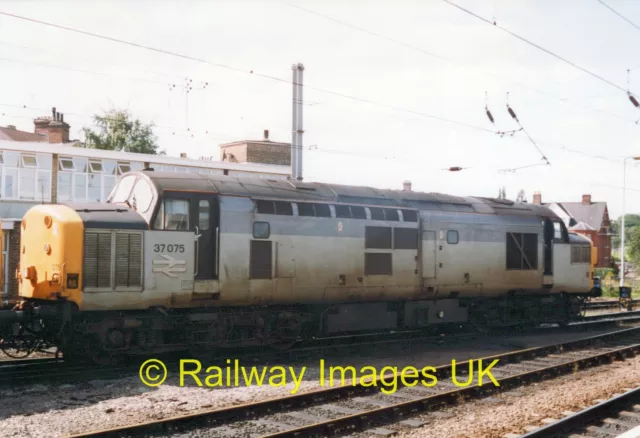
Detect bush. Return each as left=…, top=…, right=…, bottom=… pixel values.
left=594, top=268, right=614, bottom=279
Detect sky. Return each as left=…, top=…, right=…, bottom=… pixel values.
left=2, top=0, right=640, bottom=219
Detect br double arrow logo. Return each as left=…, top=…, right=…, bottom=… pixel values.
left=152, top=254, right=187, bottom=278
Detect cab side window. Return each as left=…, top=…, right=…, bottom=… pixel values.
left=164, top=199, right=189, bottom=230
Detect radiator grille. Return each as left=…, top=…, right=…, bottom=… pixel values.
left=115, top=233, right=143, bottom=287
left=83, top=232, right=112, bottom=288
left=83, top=231, right=143, bottom=289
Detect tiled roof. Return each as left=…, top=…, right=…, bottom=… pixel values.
left=0, top=127, right=47, bottom=142
left=569, top=221, right=596, bottom=231
left=559, top=202, right=607, bottom=231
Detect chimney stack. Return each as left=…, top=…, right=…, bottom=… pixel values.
left=582, top=194, right=592, bottom=205
left=403, top=180, right=412, bottom=192
left=180, top=153, right=187, bottom=158
left=533, top=191, right=542, bottom=205
left=263, top=129, right=269, bottom=141
left=34, top=106, right=70, bottom=143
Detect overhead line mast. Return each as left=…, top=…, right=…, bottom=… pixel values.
left=291, top=63, right=304, bottom=181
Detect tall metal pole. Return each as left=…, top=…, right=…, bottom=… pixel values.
left=297, top=63, right=304, bottom=181
left=621, top=158, right=627, bottom=288
left=291, top=65, right=299, bottom=180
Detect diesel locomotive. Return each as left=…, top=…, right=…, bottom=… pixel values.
left=0, top=170, right=601, bottom=363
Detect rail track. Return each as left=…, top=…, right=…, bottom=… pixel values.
left=66, top=325, right=640, bottom=438
left=3, top=309, right=640, bottom=388
left=518, top=386, right=640, bottom=437
left=586, top=299, right=639, bottom=311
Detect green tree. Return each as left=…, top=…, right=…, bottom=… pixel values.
left=627, top=226, right=640, bottom=266
left=80, top=109, right=165, bottom=155
left=612, top=214, right=640, bottom=248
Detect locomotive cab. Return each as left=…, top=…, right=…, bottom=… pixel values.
left=107, top=170, right=220, bottom=284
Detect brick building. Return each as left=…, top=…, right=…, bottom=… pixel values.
left=0, top=111, right=291, bottom=298
left=533, top=192, right=612, bottom=268
left=219, top=130, right=291, bottom=166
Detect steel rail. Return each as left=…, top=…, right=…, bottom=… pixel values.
left=585, top=299, right=639, bottom=310
left=66, top=326, right=640, bottom=438
left=520, top=386, right=640, bottom=437
left=2, top=310, right=639, bottom=389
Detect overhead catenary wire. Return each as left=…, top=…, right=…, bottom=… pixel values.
left=0, top=56, right=169, bottom=87
left=0, top=39, right=186, bottom=81
left=442, top=0, right=630, bottom=95
left=504, top=94, right=550, bottom=166
left=0, top=101, right=623, bottom=166
left=0, top=9, right=630, bottom=173
left=597, top=0, right=640, bottom=32
left=282, top=1, right=639, bottom=126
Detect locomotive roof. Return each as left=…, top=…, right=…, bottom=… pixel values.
left=133, top=171, right=557, bottom=217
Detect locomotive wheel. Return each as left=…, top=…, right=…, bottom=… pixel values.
left=62, top=334, right=124, bottom=366
left=85, top=334, right=125, bottom=366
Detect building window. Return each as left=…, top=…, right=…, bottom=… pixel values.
left=117, top=162, right=131, bottom=175
left=0, top=151, right=52, bottom=201
left=58, top=157, right=142, bottom=203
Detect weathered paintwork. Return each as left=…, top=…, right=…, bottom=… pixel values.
left=16, top=172, right=593, bottom=312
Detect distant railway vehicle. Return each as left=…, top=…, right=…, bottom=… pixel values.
left=0, top=171, right=601, bottom=363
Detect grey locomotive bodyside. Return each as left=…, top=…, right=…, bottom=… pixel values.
left=215, top=195, right=590, bottom=308
left=7, top=171, right=598, bottom=364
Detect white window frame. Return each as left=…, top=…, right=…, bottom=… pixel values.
left=57, top=157, right=136, bottom=203
left=89, top=160, right=103, bottom=173
left=59, top=157, right=75, bottom=171
left=117, top=162, right=131, bottom=175
left=22, top=154, right=37, bottom=168
left=0, top=152, right=51, bottom=201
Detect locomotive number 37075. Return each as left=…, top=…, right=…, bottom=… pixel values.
left=153, top=244, right=185, bottom=253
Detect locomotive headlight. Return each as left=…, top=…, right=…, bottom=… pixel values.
left=51, top=273, right=60, bottom=284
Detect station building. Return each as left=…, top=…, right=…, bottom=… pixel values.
left=0, top=109, right=291, bottom=298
